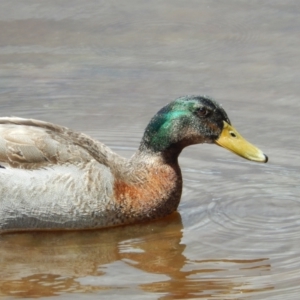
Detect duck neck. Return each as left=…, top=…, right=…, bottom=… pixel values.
left=138, top=116, right=184, bottom=164
left=138, top=142, right=182, bottom=165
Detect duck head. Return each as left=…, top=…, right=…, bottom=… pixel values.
left=139, top=95, right=268, bottom=163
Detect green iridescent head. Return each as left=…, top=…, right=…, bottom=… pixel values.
left=140, top=96, right=231, bottom=153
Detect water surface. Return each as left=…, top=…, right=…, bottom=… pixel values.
left=0, top=1, right=299, bottom=299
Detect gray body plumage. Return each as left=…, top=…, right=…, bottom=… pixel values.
left=0, top=118, right=126, bottom=231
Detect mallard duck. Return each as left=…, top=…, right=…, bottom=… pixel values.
left=0, top=96, right=267, bottom=232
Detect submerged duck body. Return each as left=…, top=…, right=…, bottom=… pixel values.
left=0, top=96, right=267, bottom=232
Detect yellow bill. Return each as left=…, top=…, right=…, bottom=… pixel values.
left=215, top=121, right=268, bottom=163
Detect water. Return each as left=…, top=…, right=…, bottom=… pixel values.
left=0, top=0, right=299, bottom=299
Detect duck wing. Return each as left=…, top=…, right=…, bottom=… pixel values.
left=0, top=117, right=122, bottom=170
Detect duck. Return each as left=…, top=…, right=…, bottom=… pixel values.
left=0, top=96, right=267, bottom=232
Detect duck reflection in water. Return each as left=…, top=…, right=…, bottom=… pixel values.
left=0, top=212, right=272, bottom=298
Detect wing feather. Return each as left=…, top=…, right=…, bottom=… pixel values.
left=0, top=117, right=123, bottom=170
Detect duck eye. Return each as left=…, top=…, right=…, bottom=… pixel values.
left=197, top=107, right=209, bottom=117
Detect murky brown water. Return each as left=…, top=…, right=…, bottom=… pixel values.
left=0, top=1, right=299, bottom=299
